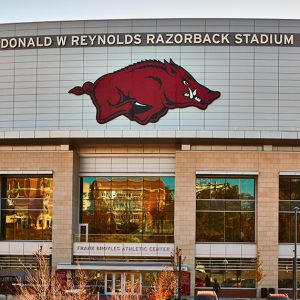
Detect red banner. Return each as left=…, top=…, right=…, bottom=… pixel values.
left=181, top=271, right=191, bottom=296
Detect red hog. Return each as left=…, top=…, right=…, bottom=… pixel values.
left=69, top=59, right=221, bottom=125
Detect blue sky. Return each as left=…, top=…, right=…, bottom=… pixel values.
left=1, top=0, right=299, bottom=24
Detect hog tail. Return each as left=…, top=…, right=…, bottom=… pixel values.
left=69, top=81, right=94, bottom=96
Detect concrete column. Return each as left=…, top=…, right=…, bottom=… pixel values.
left=175, top=151, right=197, bottom=295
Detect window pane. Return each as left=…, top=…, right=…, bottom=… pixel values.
left=2, top=210, right=15, bottom=239
left=196, top=176, right=255, bottom=243
left=240, top=270, right=256, bottom=288
left=196, top=212, right=224, bottom=242
left=223, top=269, right=241, bottom=287
left=279, top=176, right=300, bottom=244
left=196, top=212, right=209, bottom=242
left=279, top=270, right=293, bottom=288
left=225, top=212, right=241, bottom=242
left=291, top=178, right=300, bottom=200
left=196, top=178, right=211, bottom=199
left=12, top=210, right=29, bottom=240
left=225, top=178, right=240, bottom=199
left=241, top=200, right=255, bottom=211
left=291, top=200, right=300, bottom=210
left=1, top=177, right=52, bottom=241
left=129, top=177, right=143, bottom=211
left=161, top=177, right=175, bottom=204
left=279, top=201, right=290, bottom=211
left=279, top=177, right=291, bottom=200
left=196, top=200, right=210, bottom=210
left=226, top=200, right=241, bottom=211
left=241, top=212, right=255, bottom=242
left=115, top=273, right=122, bottom=293
left=279, top=213, right=292, bottom=243
left=80, top=176, right=175, bottom=242
left=28, top=210, right=43, bottom=240
left=211, top=200, right=225, bottom=211
left=94, top=177, right=112, bottom=200
left=210, top=178, right=225, bottom=199
left=240, top=178, right=255, bottom=200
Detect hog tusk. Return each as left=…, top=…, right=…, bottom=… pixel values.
left=193, top=89, right=197, bottom=96
left=188, top=87, right=193, bottom=99
left=135, top=101, right=147, bottom=106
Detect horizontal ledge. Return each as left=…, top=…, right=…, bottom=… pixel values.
left=0, top=170, right=53, bottom=175
left=280, top=172, right=300, bottom=176
left=196, top=171, right=259, bottom=175
left=79, top=153, right=175, bottom=158
left=57, top=263, right=188, bottom=271
left=79, top=172, right=175, bottom=177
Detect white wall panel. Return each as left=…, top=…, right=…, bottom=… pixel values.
left=80, top=155, right=175, bottom=174
left=196, top=243, right=256, bottom=258
left=1, top=18, right=300, bottom=138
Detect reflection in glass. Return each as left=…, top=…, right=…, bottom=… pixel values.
left=211, top=200, right=225, bottom=211
left=196, top=212, right=224, bottom=242
left=1, top=177, right=53, bottom=241
left=225, top=212, right=240, bottom=242
left=279, top=213, right=292, bottom=243
left=226, top=201, right=241, bottom=211
left=195, top=259, right=256, bottom=289
left=196, top=200, right=210, bottom=210
left=196, top=176, right=255, bottom=243
left=279, top=176, right=300, bottom=243
left=291, top=178, right=300, bottom=200
left=241, top=212, right=255, bottom=242
left=278, top=270, right=292, bottom=288
left=241, top=201, right=255, bottom=211
left=115, top=273, right=122, bottom=293
left=240, top=179, right=255, bottom=200
left=106, top=273, right=113, bottom=293
left=225, top=178, right=239, bottom=199
left=280, top=177, right=291, bottom=200
left=278, top=259, right=300, bottom=288
left=80, top=176, right=175, bottom=243
left=196, top=177, right=255, bottom=200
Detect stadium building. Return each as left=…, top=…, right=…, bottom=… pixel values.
left=0, top=17, right=300, bottom=297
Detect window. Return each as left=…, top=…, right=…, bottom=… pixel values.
left=196, top=176, right=255, bottom=243
left=0, top=177, right=53, bottom=240
left=195, top=258, right=256, bottom=289
left=279, top=176, right=300, bottom=243
left=80, top=176, right=174, bottom=243
left=278, top=258, right=300, bottom=288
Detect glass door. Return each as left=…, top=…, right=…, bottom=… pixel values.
left=115, top=273, right=122, bottom=293
left=125, top=273, right=141, bottom=293
left=105, top=273, right=113, bottom=294
left=105, top=272, right=141, bottom=294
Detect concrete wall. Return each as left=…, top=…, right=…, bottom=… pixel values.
left=0, top=148, right=78, bottom=267
left=174, top=149, right=300, bottom=290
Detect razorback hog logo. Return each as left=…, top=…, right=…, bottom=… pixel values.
left=69, top=59, right=221, bottom=125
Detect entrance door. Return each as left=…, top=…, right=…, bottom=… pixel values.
left=105, top=273, right=122, bottom=294
left=125, top=273, right=141, bottom=293
left=105, top=272, right=141, bottom=294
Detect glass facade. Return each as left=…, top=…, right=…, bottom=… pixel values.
left=0, top=177, right=53, bottom=240
left=73, top=269, right=158, bottom=295
left=279, top=176, right=300, bottom=243
left=80, top=176, right=175, bottom=243
left=278, top=258, right=294, bottom=288
left=196, top=177, right=255, bottom=243
left=195, top=258, right=256, bottom=289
